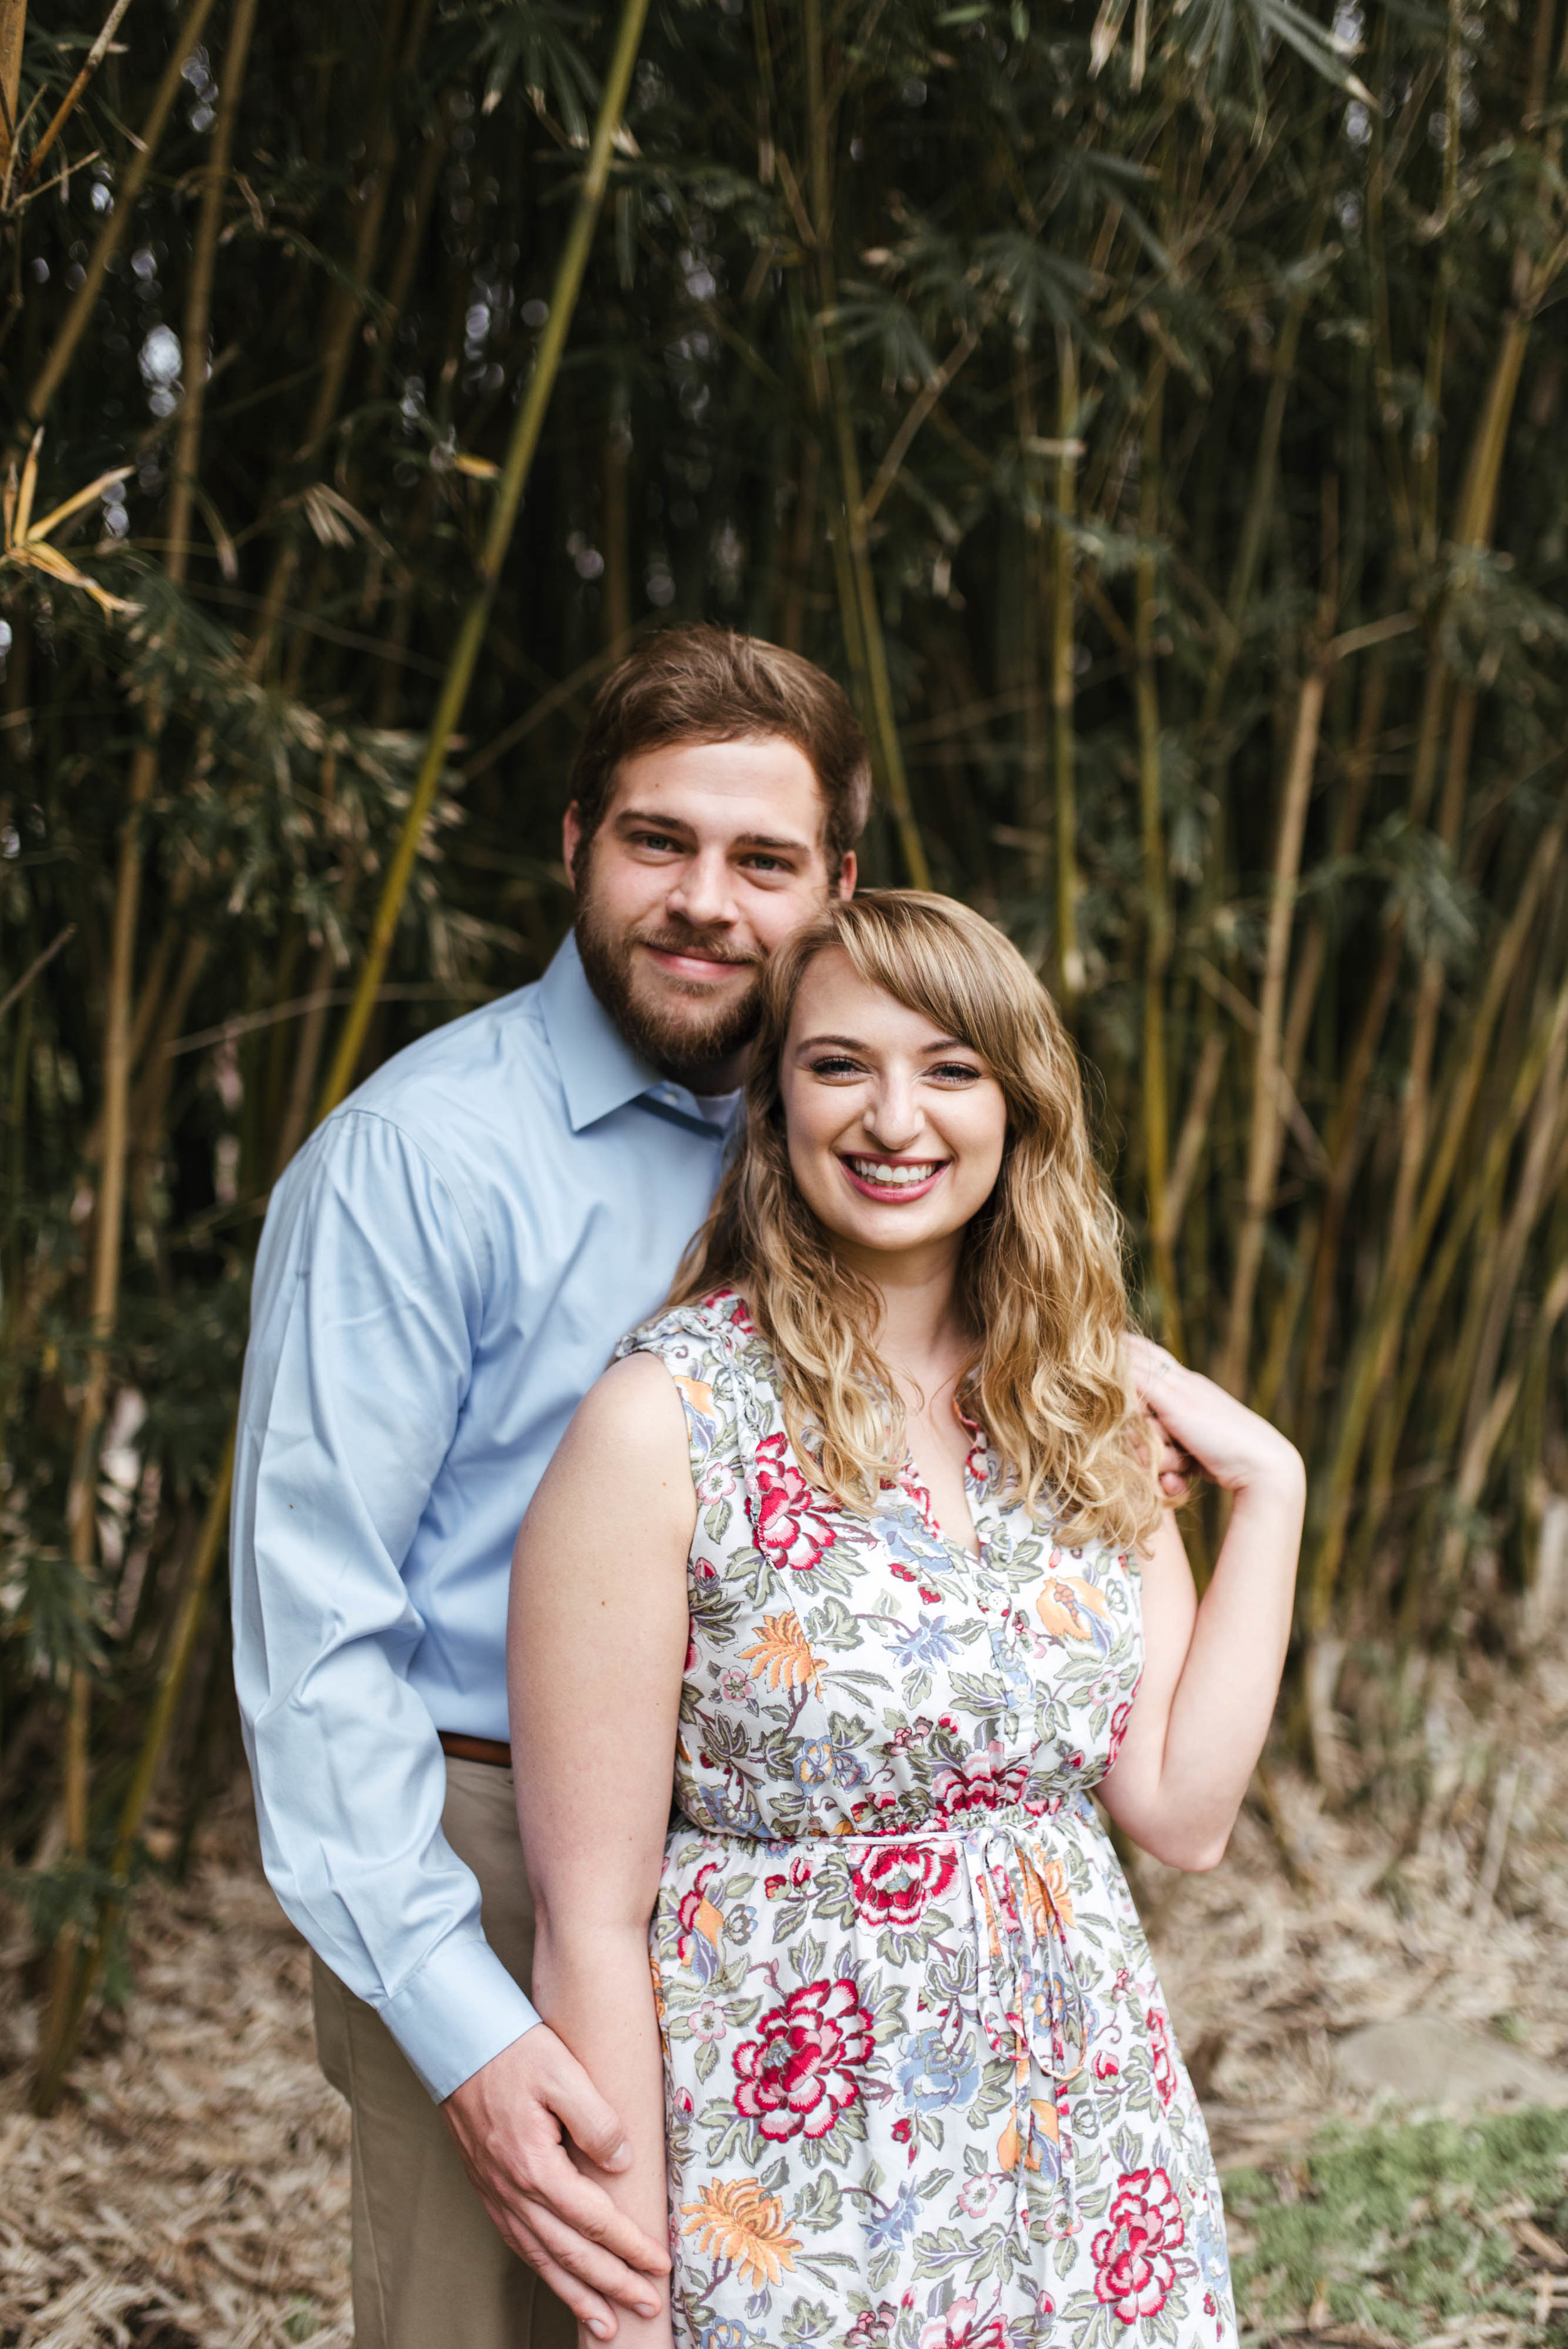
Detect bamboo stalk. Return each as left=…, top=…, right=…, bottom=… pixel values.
left=601, top=371, right=633, bottom=652
left=1014, top=351, right=1049, bottom=901
left=21, top=0, right=223, bottom=432
left=1306, top=826, right=1564, bottom=1627
left=17, top=0, right=137, bottom=192
left=1219, top=659, right=1327, bottom=1396
left=31, top=1433, right=235, bottom=2116
left=245, top=0, right=432, bottom=677
left=1200, top=191, right=1332, bottom=730
left=317, top=0, right=650, bottom=1115
left=798, top=0, right=930, bottom=892
left=1135, top=374, right=1177, bottom=1338
left=1365, top=968, right=1568, bottom=1618
left=1051, top=329, right=1082, bottom=1003
left=0, top=0, right=25, bottom=194
left=779, top=430, right=820, bottom=654
left=33, top=0, right=262, bottom=2109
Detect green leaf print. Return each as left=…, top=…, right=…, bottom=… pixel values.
left=702, top=1497, right=733, bottom=1544
left=802, top=1594, right=861, bottom=1652
left=778, top=2300, right=834, bottom=2344
left=791, top=2171, right=843, bottom=2232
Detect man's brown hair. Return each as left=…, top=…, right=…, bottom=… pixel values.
left=567, top=625, right=872, bottom=880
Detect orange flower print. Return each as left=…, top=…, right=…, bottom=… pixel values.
left=681, top=2177, right=801, bottom=2289
left=739, top=1613, right=824, bottom=1692
left=1020, top=1851, right=1076, bottom=1936
left=672, top=1374, right=717, bottom=1422
left=1035, top=1572, right=1111, bottom=1645
left=676, top=1860, right=725, bottom=1982
left=997, top=2096, right=1059, bottom=2172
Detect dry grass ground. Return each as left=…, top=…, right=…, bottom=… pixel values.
left=3, top=1635, right=1567, bottom=2346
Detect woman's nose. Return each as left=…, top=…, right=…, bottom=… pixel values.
left=863, top=1079, right=924, bottom=1152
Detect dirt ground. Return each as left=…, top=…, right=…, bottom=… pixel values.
left=4, top=1636, right=1567, bottom=2347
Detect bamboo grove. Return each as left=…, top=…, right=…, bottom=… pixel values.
left=0, top=0, right=1565, bottom=2094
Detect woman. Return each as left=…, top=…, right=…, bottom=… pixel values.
left=509, top=893, right=1303, bottom=2349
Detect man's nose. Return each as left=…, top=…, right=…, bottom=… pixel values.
left=666, top=848, right=738, bottom=930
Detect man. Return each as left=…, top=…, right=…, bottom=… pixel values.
left=231, top=627, right=867, bottom=2348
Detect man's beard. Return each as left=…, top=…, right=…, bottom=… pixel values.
left=575, top=888, right=765, bottom=1088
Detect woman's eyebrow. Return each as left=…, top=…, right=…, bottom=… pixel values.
left=794, top=1032, right=975, bottom=1053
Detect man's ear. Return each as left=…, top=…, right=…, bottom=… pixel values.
left=562, top=803, right=582, bottom=895
left=835, top=849, right=857, bottom=901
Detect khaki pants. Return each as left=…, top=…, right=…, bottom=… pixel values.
left=311, top=1756, right=575, bottom=2349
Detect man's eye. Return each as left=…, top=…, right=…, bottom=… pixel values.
left=743, top=854, right=792, bottom=874
left=633, top=831, right=681, bottom=853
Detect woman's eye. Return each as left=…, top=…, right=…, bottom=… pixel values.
left=810, top=1056, right=863, bottom=1078
left=931, top=1062, right=981, bottom=1084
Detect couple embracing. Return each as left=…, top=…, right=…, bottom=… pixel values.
left=233, top=628, right=1304, bottom=2349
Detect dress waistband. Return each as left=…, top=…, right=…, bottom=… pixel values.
left=675, top=1793, right=1091, bottom=1850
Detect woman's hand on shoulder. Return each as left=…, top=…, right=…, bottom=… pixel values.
left=1125, top=1334, right=1305, bottom=1507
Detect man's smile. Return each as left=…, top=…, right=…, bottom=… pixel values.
left=640, top=941, right=756, bottom=984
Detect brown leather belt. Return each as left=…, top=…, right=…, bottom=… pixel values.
left=439, top=1730, right=512, bottom=1768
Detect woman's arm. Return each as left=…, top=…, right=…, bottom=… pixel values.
left=1098, top=1336, right=1305, bottom=1872
left=509, top=1352, right=697, bottom=2348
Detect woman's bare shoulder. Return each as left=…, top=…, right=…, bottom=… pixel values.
left=547, top=1350, right=696, bottom=1494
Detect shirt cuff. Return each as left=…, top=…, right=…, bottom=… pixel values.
left=377, top=1927, right=541, bottom=2102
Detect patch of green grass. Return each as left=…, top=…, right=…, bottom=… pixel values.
left=1225, top=2106, right=1568, bottom=2344
left=281, top=2303, right=319, bottom=2344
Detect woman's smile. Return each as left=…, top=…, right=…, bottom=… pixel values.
left=839, top=1153, right=950, bottom=1201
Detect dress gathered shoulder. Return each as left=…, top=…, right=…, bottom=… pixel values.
left=617, top=1291, right=1236, bottom=2349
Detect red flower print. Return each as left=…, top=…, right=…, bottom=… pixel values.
left=733, top=1977, right=874, bottom=2142
left=749, top=1431, right=838, bottom=1573
left=1106, top=1693, right=1135, bottom=1768
left=850, top=1843, right=957, bottom=1928
left=916, top=2296, right=1009, bottom=2349
left=932, top=1752, right=1030, bottom=1821
left=1091, top=2165, right=1185, bottom=2321
left=1147, top=2006, right=1177, bottom=2110
left=765, top=1874, right=786, bottom=1898
left=845, top=2308, right=896, bottom=2348
left=1093, top=2050, right=1120, bottom=2083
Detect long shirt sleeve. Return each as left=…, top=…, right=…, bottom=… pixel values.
left=230, top=943, right=735, bottom=2106
left=232, top=1108, right=539, bottom=2099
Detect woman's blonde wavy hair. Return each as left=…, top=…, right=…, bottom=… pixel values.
left=669, top=891, right=1162, bottom=1555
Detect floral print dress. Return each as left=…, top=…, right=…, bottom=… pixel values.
left=619, top=1293, right=1234, bottom=2349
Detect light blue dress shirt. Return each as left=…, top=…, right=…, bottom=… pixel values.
left=231, top=933, right=736, bottom=2101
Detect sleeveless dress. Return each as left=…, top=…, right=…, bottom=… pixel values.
left=619, top=1292, right=1236, bottom=2349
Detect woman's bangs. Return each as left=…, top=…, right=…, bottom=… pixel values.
left=837, top=915, right=1020, bottom=1081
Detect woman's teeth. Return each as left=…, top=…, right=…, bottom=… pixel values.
left=848, top=1158, right=941, bottom=1187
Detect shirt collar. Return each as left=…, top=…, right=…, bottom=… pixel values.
left=538, top=930, right=661, bottom=1132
